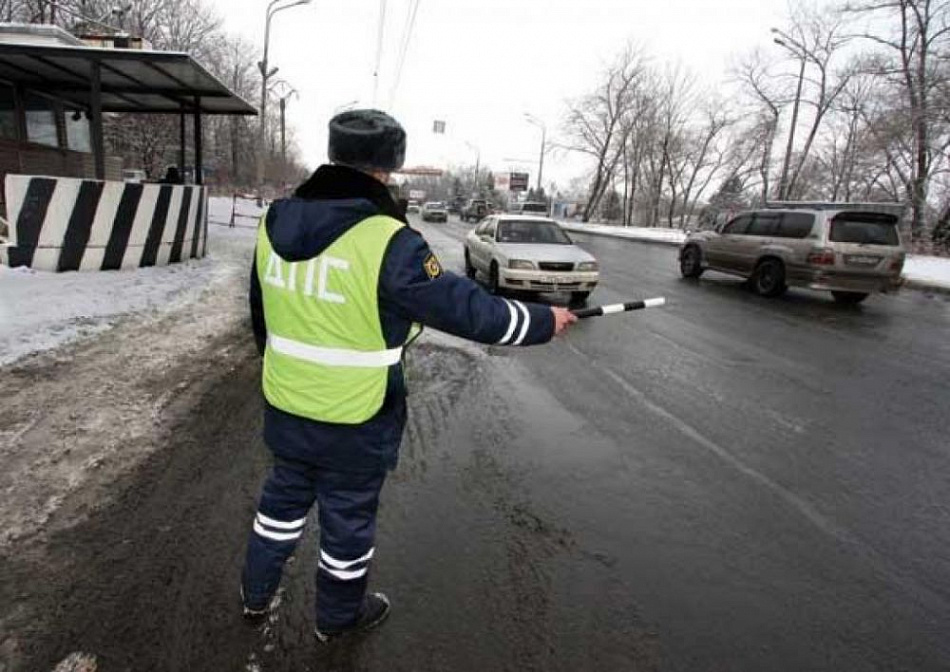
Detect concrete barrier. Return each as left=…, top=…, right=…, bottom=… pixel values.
left=0, top=174, right=208, bottom=271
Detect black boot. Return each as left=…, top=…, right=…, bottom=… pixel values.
left=314, top=592, right=391, bottom=643
left=240, top=586, right=269, bottom=624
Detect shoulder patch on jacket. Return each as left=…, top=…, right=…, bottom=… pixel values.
left=423, top=253, right=443, bottom=279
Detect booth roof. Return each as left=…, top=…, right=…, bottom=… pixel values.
left=0, top=41, right=256, bottom=115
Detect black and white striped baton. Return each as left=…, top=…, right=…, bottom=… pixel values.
left=571, top=297, right=666, bottom=319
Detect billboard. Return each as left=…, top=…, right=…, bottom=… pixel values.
left=509, top=172, right=529, bottom=192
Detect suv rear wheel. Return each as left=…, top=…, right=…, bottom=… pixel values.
left=831, top=291, right=869, bottom=305
left=680, top=245, right=703, bottom=278
left=753, top=259, right=787, bottom=297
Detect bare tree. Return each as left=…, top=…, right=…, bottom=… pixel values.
left=775, top=5, right=855, bottom=199
left=733, top=48, right=785, bottom=202
left=845, top=0, right=950, bottom=237
left=562, top=44, right=647, bottom=221
left=673, top=103, right=734, bottom=228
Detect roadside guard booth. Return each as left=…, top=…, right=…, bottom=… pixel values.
left=0, top=24, right=256, bottom=271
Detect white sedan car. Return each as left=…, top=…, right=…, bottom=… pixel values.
left=463, top=215, right=599, bottom=304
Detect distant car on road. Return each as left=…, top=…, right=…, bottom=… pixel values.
left=461, top=198, right=489, bottom=222
left=509, top=201, right=549, bottom=216
left=678, top=202, right=906, bottom=304
left=421, top=201, right=449, bottom=223
left=407, top=200, right=421, bottom=214
left=463, top=215, right=599, bottom=304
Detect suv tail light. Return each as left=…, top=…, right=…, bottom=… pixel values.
left=889, top=257, right=905, bottom=273
left=807, top=248, right=836, bottom=265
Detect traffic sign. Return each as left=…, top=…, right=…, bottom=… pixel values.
left=509, top=172, right=529, bottom=192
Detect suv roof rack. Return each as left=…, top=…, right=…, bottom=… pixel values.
left=763, top=201, right=906, bottom=216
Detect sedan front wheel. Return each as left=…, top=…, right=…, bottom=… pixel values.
left=488, top=262, right=501, bottom=295
left=570, top=291, right=590, bottom=306
left=464, top=250, right=476, bottom=279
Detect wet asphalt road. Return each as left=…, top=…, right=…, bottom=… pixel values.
left=5, top=215, right=950, bottom=671
left=419, top=216, right=950, bottom=671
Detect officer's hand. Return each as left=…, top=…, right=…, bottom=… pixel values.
left=551, top=307, right=578, bottom=336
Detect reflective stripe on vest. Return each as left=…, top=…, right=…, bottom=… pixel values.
left=268, top=334, right=403, bottom=368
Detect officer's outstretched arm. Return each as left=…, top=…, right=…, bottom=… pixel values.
left=379, top=229, right=555, bottom=345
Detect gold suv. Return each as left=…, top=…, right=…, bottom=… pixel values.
left=679, top=203, right=906, bottom=304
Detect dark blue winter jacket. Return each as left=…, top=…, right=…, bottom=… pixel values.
left=250, top=164, right=554, bottom=473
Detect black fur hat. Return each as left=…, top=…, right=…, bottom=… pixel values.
left=328, top=109, right=406, bottom=172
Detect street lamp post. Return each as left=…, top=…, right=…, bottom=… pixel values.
left=524, top=113, right=546, bottom=194
left=257, top=0, right=311, bottom=196
left=771, top=28, right=809, bottom=201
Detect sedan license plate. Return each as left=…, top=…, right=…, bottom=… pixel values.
left=845, top=254, right=882, bottom=266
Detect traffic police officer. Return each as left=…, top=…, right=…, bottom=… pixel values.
left=241, top=109, right=576, bottom=641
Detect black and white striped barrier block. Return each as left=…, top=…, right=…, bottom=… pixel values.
left=0, top=174, right=208, bottom=272
left=571, top=297, right=666, bottom=319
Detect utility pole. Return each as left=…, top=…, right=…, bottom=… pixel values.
left=465, top=141, right=480, bottom=196
left=257, top=0, right=311, bottom=197
left=524, top=113, right=546, bottom=194
left=272, top=83, right=298, bottom=190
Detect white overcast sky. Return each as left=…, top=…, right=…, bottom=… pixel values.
left=207, top=0, right=792, bottom=189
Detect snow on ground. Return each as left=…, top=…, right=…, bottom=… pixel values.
left=559, top=221, right=688, bottom=245
left=559, top=221, right=950, bottom=291
left=0, top=196, right=262, bottom=365
left=903, top=255, right=950, bottom=290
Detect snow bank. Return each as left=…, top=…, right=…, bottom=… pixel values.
left=559, top=221, right=688, bottom=245
left=903, top=255, right=950, bottom=290
left=0, top=197, right=262, bottom=365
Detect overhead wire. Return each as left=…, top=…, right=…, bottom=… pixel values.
left=371, top=0, right=388, bottom=106
left=387, top=0, right=421, bottom=110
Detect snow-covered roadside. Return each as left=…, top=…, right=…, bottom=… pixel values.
left=902, top=256, right=950, bottom=291
left=0, top=197, right=265, bottom=549
left=0, top=197, right=262, bottom=365
left=559, top=221, right=688, bottom=245
left=559, top=221, right=950, bottom=291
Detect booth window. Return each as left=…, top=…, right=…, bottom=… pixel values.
left=25, top=93, right=58, bottom=147
left=0, top=84, right=16, bottom=140
left=66, top=109, right=91, bottom=152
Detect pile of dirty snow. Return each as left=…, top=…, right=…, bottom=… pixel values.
left=0, top=197, right=262, bottom=365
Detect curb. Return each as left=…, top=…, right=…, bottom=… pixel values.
left=559, top=224, right=950, bottom=296
left=902, top=280, right=950, bottom=296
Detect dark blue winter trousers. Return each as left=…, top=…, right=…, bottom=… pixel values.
left=241, top=456, right=386, bottom=630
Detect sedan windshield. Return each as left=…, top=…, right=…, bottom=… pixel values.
left=497, top=220, right=572, bottom=244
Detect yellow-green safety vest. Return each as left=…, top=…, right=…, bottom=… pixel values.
left=256, top=213, right=418, bottom=424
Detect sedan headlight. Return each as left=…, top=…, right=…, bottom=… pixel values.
left=576, top=261, right=599, bottom=272
left=508, top=259, right=536, bottom=270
